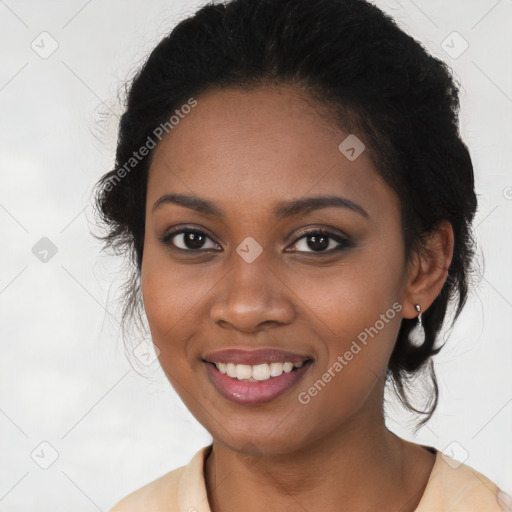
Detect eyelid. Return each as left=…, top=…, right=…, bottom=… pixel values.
left=159, top=225, right=221, bottom=251
left=290, top=226, right=350, bottom=244
left=285, top=227, right=352, bottom=253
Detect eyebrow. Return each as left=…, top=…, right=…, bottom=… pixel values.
left=152, top=193, right=369, bottom=219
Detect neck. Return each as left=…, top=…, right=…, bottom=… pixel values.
left=204, top=404, right=430, bottom=512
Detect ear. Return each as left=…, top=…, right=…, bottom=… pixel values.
left=402, top=220, right=454, bottom=319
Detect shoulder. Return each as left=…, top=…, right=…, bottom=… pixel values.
left=108, top=465, right=184, bottom=511
left=108, top=445, right=212, bottom=512
left=416, top=450, right=511, bottom=512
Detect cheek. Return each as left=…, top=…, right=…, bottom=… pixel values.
left=292, top=276, right=402, bottom=439
left=140, top=243, right=195, bottom=351
left=299, top=242, right=404, bottom=340
left=293, top=234, right=405, bottom=395
left=140, top=241, right=221, bottom=374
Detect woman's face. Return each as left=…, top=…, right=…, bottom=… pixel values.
left=141, top=85, right=413, bottom=455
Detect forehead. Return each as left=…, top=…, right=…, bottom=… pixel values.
left=147, top=85, right=397, bottom=219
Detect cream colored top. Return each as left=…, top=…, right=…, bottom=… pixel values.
left=109, top=445, right=511, bottom=511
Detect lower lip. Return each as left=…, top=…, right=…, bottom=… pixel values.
left=204, top=361, right=312, bottom=405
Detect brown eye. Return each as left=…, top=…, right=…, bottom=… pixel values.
left=160, top=228, right=221, bottom=251
left=287, top=229, right=352, bottom=254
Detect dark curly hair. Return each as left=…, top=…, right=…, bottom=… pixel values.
left=92, top=0, right=477, bottom=431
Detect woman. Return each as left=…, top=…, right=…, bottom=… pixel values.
left=93, top=0, right=510, bottom=510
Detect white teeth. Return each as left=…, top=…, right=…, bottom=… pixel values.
left=235, top=364, right=252, bottom=380
left=252, top=363, right=271, bottom=381
left=283, top=362, right=294, bottom=373
left=226, top=363, right=237, bottom=378
left=270, top=362, right=283, bottom=377
left=214, top=361, right=306, bottom=381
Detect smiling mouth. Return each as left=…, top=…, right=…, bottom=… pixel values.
left=202, top=356, right=313, bottom=405
left=205, top=360, right=311, bottom=382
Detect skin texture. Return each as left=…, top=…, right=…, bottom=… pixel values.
left=141, top=85, right=454, bottom=512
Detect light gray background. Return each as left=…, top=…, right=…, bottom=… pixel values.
left=1, top=0, right=511, bottom=510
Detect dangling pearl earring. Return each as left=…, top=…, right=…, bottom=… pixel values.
left=409, top=304, right=425, bottom=346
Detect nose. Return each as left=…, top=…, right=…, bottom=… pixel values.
left=209, top=252, right=295, bottom=334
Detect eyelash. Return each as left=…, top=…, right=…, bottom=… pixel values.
left=159, top=226, right=353, bottom=255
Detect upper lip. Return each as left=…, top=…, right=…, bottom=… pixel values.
left=203, top=348, right=312, bottom=365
